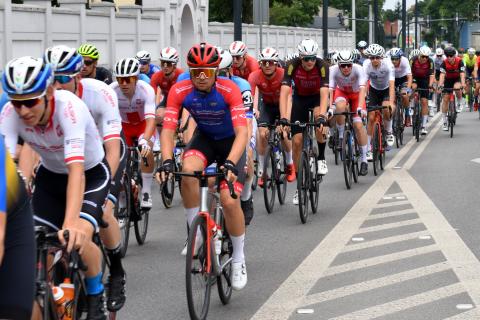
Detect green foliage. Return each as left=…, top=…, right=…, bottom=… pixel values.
left=270, top=0, right=321, bottom=26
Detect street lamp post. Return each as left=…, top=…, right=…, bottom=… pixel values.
left=414, top=0, right=418, bottom=49
left=402, top=0, right=407, bottom=51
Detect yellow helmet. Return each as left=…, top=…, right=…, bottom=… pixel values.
left=77, top=43, right=100, bottom=60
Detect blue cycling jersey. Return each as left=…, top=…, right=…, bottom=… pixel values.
left=0, top=92, right=8, bottom=113
left=144, top=64, right=161, bottom=78
left=139, top=73, right=151, bottom=84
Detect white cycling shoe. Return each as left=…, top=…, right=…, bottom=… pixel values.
left=232, top=261, right=247, bottom=291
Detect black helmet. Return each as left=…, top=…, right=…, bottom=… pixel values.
left=444, top=47, right=456, bottom=56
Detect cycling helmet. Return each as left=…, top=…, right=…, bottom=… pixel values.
left=467, top=47, right=476, bottom=55
left=159, top=47, right=179, bottom=63
left=187, top=42, right=221, bottom=68
left=357, top=40, right=368, bottom=49
left=285, top=52, right=298, bottom=62
left=444, top=46, right=456, bottom=56
left=258, top=47, right=279, bottom=61
left=367, top=44, right=385, bottom=57
left=114, top=58, right=140, bottom=77
left=390, top=47, right=403, bottom=58
left=458, top=47, right=465, bottom=54
left=77, top=43, right=100, bottom=60
left=2, top=56, right=53, bottom=98
left=419, top=46, right=431, bottom=57
left=229, top=41, right=247, bottom=57
left=331, top=53, right=339, bottom=65
left=336, top=50, right=354, bottom=64
left=352, top=48, right=361, bottom=60
left=326, top=50, right=337, bottom=61
left=297, top=39, right=319, bottom=56
left=435, top=48, right=444, bottom=56
left=409, top=49, right=420, bottom=60
left=219, top=48, right=233, bottom=70
left=135, top=50, right=151, bottom=63
left=44, top=45, right=83, bottom=75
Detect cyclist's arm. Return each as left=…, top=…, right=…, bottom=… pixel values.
left=407, top=74, right=413, bottom=89
left=319, top=87, right=329, bottom=115
left=64, top=162, right=85, bottom=228
left=104, top=140, right=120, bottom=177
left=389, top=80, right=395, bottom=106
left=460, top=62, right=466, bottom=87
left=279, top=84, right=291, bottom=119
left=474, top=63, right=478, bottom=80
left=0, top=138, right=8, bottom=265
left=143, top=84, right=157, bottom=141
left=226, top=84, right=248, bottom=165
left=161, top=86, right=182, bottom=161
left=358, top=85, right=367, bottom=109
left=329, top=88, right=334, bottom=109
left=100, top=87, right=122, bottom=176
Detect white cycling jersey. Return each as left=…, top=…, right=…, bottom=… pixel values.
left=363, top=58, right=395, bottom=90
left=434, top=55, right=445, bottom=71
left=393, top=56, right=412, bottom=79
left=79, top=78, right=122, bottom=142
left=110, top=79, right=156, bottom=124
left=0, top=90, right=104, bottom=174
left=329, top=64, right=367, bottom=93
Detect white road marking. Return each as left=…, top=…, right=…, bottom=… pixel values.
left=357, top=218, right=421, bottom=233
left=365, top=208, right=416, bottom=220
left=343, top=231, right=429, bottom=252
left=351, top=237, right=364, bottom=242
left=383, top=192, right=406, bottom=198
left=470, top=158, right=480, bottom=164
left=444, top=308, right=480, bottom=319
left=373, top=200, right=410, bottom=208
left=456, top=304, right=474, bottom=310
left=296, top=309, right=314, bottom=314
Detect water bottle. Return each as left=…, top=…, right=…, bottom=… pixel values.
left=211, top=223, right=222, bottom=255
left=52, top=286, right=66, bottom=318
left=309, top=157, right=315, bottom=175
left=60, top=278, right=75, bottom=320
left=275, top=149, right=281, bottom=170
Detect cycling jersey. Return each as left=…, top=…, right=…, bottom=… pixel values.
left=0, top=135, right=25, bottom=213
left=434, top=56, right=445, bottom=71
left=248, top=68, right=284, bottom=105
left=95, top=66, right=113, bottom=85
left=0, top=90, right=105, bottom=174
left=0, top=92, right=8, bottom=113
left=232, top=55, right=260, bottom=81
left=164, top=78, right=247, bottom=140
left=150, top=68, right=184, bottom=96
left=78, top=78, right=122, bottom=142
left=410, top=56, right=434, bottom=79
left=363, top=58, right=395, bottom=90
left=463, top=55, right=477, bottom=70
left=110, top=79, right=156, bottom=125
left=329, top=64, right=367, bottom=93
left=139, top=73, right=151, bottom=84
left=282, top=57, right=329, bottom=96
left=143, top=63, right=161, bottom=78
left=440, top=57, right=465, bottom=80
left=393, top=56, right=412, bottom=79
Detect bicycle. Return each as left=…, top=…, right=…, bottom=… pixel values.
left=113, top=165, right=131, bottom=258
left=178, top=170, right=236, bottom=320
left=328, top=124, right=341, bottom=165
left=333, top=111, right=361, bottom=189
left=441, top=87, right=461, bottom=138
left=392, top=87, right=405, bottom=148
left=258, top=120, right=288, bottom=213
left=127, top=140, right=150, bottom=245
left=251, top=148, right=259, bottom=191
left=290, top=110, right=322, bottom=224
left=368, top=105, right=389, bottom=176
left=466, top=76, right=474, bottom=112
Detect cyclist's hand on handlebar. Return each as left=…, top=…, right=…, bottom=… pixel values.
left=156, top=159, right=174, bottom=183
left=138, top=138, right=151, bottom=158
left=279, top=117, right=290, bottom=134
left=358, top=108, right=367, bottom=119
left=221, top=160, right=238, bottom=184
left=59, top=221, right=88, bottom=254
left=327, top=108, right=335, bottom=119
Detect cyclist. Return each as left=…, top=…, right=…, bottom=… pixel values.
left=1, top=56, right=110, bottom=319
left=45, top=45, right=127, bottom=312
left=136, top=50, right=160, bottom=80
left=474, top=49, right=480, bottom=110
left=280, top=38, right=329, bottom=205
left=328, top=50, right=369, bottom=176
left=77, top=43, right=113, bottom=84
left=248, top=47, right=295, bottom=187
left=437, top=46, right=466, bottom=131
left=352, top=48, right=362, bottom=65
left=410, top=46, right=434, bottom=135
left=110, top=58, right=156, bottom=208
left=390, top=48, right=413, bottom=127
left=463, top=48, right=477, bottom=109
left=363, top=44, right=395, bottom=158
left=158, top=43, right=249, bottom=290
left=458, top=47, right=465, bottom=60
left=357, top=40, right=368, bottom=65
left=409, top=49, right=420, bottom=62
left=229, top=41, right=260, bottom=81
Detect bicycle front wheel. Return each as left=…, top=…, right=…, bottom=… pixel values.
left=342, top=130, right=353, bottom=189
left=186, top=215, right=212, bottom=320
left=297, top=151, right=310, bottom=224
left=251, top=149, right=259, bottom=191
left=276, top=147, right=287, bottom=205
left=309, top=153, right=320, bottom=214
left=449, top=101, right=455, bottom=138
left=262, top=147, right=276, bottom=213
left=217, top=226, right=233, bottom=305
left=134, top=208, right=149, bottom=245
left=372, top=123, right=380, bottom=176
left=160, top=174, right=175, bottom=208
left=334, top=128, right=340, bottom=165
left=116, top=171, right=131, bottom=258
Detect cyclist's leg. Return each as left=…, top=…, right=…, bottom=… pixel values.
left=350, top=93, right=368, bottom=173
left=367, top=88, right=382, bottom=153
left=290, top=95, right=310, bottom=173
left=256, top=103, right=275, bottom=175
left=417, top=79, right=429, bottom=129
left=241, top=114, right=256, bottom=225
left=333, top=89, right=348, bottom=139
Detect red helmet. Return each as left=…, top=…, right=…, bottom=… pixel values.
left=187, top=42, right=221, bottom=68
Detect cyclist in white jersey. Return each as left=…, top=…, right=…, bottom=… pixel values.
left=390, top=48, right=412, bottom=126
left=0, top=56, right=109, bottom=319
left=363, top=44, right=395, bottom=159
left=45, top=45, right=127, bottom=312
left=111, top=58, right=156, bottom=208
left=328, top=50, right=369, bottom=176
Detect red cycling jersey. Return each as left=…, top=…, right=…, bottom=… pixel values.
left=282, top=57, right=329, bottom=96
left=410, top=56, right=433, bottom=79
left=232, top=55, right=260, bottom=81
left=248, top=68, right=284, bottom=105
left=440, top=57, right=465, bottom=80
left=150, top=68, right=184, bottom=96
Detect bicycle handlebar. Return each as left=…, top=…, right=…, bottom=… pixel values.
left=367, top=105, right=389, bottom=112
left=174, top=170, right=237, bottom=199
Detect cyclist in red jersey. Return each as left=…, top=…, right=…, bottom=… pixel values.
left=437, top=46, right=466, bottom=131
left=280, top=39, right=329, bottom=205
left=248, top=47, right=295, bottom=184
left=229, top=41, right=260, bottom=81
left=157, top=43, right=249, bottom=290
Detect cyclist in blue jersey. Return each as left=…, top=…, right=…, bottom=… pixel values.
left=136, top=50, right=160, bottom=79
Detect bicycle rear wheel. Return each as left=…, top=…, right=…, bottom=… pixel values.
left=160, top=174, right=175, bottom=208
left=380, top=131, right=386, bottom=171
left=414, top=104, right=420, bottom=142
left=134, top=207, right=149, bottom=245
left=449, top=101, right=455, bottom=138
left=217, top=221, right=233, bottom=305
left=262, top=147, right=276, bottom=213
left=372, top=123, right=380, bottom=176
left=334, top=128, right=340, bottom=165
left=276, top=147, right=287, bottom=205
left=115, top=171, right=131, bottom=258
left=342, top=130, right=353, bottom=189
left=309, top=153, right=320, bottom=214
left=297, top=151, right=310, bottom=224
left=186, top=215, right=212, bottom=320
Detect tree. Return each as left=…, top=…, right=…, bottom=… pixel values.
left=270, top=0, right=322, bottom=26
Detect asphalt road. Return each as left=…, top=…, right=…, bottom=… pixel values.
left=118, top=109, right=480, bottom=320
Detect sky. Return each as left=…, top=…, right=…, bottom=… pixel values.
left=382, top=0, right=416, bottom=10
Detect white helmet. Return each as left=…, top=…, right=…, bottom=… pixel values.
left=229, top=41, right=247, bottom=57
left=366, top=44, right=385, bottom=57
left=357, top=40, right=368, bottom=49
left=435, top=48, right=444, bottom=56
left=219, top=48, right=233, bottom=70
left=114, top=58, right=140, bottom=77
left=159, top=47, right=179, bottom=63
left=331, top=52, right=339, bottom=65
left=285, top=52, right=298, bottom=62
left=336, top=50, right=354, bottom=64
left=44, top=45, right=83, bottom=75
left=409, top=49, right=420, bottom=60
left=258, top=47, right=279, bottom=61
left=468, top=47, right=476, bottom=55
left=419, top=46, right=431, bottom=57
left=135, top=50, right=151, bottom=63
left=297, top=39, right=319, bottom=56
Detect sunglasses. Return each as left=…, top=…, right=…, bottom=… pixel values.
left=446, top=54, right=455, bottom=58
left=391, top=57, right=400, bottom=61
left=233, top=56, right=244, bottom=61
left=83, top=59, right=95, bottom=66
left=11, top=97, right=42, bottom=109
left=339, top=63, right=352, bottom=69
left=370, top=56, right=382, bottom=60
left=260, top=60, right=277, bottom=67
left=420, top=55, right=429, bottom=59
left=139, top=60, right=149, bottom=65
left=302, top=56, right=316, bottom=62
left=116, top=76, right=137, bottom=84
left=161, top=61, right=174, bottom=68
left=54, top=75, right=74, bottom=84
left=190, top=68, right=217, bottom=79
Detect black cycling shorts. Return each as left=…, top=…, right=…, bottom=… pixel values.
left=0, top=196, right=35, bottom=320
left=108, top=134, right=127, bottom=203
left=184, top=129, right=246, bottom=192
left=156, top=95, right=167, bottom=109
left=291, top=94, right=320, bottom=136
left=368, top=87, right=390, bottom=107
left=258, top=102, right=280, bottom=125
left=444, top=79, right=459, bottom=93
left=414, top=77, right=430, bottom=99
left=33, top=159, right=111, bottom=233
left=394, top=75, right=408, bottom=88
